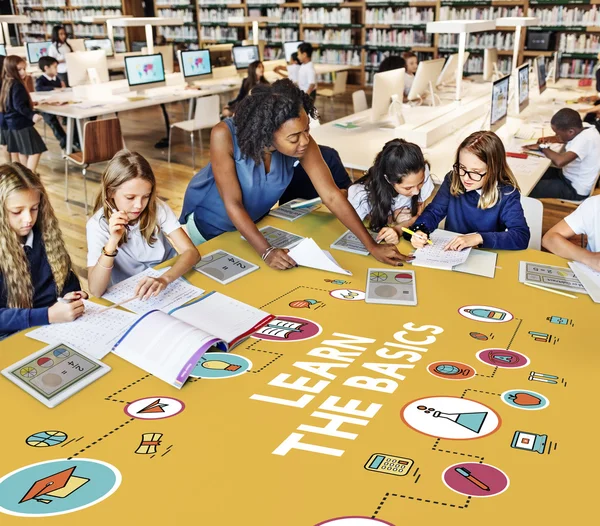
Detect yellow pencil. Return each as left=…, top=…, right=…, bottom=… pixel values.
left=523, top=282, right=577, bottom=299
left=401, top=227, right=433, bottom=245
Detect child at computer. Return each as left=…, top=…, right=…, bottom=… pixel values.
left=0, top=55, right=46, bottom=172
left=35, top=56, right=80, bottom=151
left=0, top=163, right=87, bottom=340
left=87, top=150, right=200, bottom=298
left=348, top=139, right=434, bottom=245
left=410, top=131, right=530, bottom=251
left=542, top=195, right=600, bottom=271
left=274, top=52, right=301, bottom=85
left=528, top=108, right=600, bottom=201
left=297, top=43, right=317, bottom=100
left=402, top=51, right=418, bottom=97
left=48, top=25, right=73, bottom=86
left=223, top=60, right=269, bottom=117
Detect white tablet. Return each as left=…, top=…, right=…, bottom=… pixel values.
left=1, top=343, right=110, bottom=408
left=193, top=249, right=259, bottom=285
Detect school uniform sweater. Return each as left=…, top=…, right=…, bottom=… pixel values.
left=0, top=227, right=81, bottom=336
left=35, top=74, right=62, bottom=92
left=3, top=82, right=37, bottom=130
left=412, top=173, right=530, bottom=250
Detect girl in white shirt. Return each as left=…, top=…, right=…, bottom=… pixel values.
left=348, top=138, right=434, bottom=244
left=48, top=25, right=73, bottom=86
left=87, top=150, right=200, bottom=298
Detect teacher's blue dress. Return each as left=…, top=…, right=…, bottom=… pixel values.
left=180, top=118, right=297, bottom=240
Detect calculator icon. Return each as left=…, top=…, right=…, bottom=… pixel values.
left=364, top=454, right=414, bottom=476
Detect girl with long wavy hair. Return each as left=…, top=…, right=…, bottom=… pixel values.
left=410, top=131, right=530, bottom=252
left=87, top=150, right=200, bottom=298
left=348, top=139, right=434, bottom=245
left=0, top=163, right=86, bottom=340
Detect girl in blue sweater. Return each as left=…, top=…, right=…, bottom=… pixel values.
left=0, top=163, right=87, bottom=340
left=410, top=131, right=530, bottom=251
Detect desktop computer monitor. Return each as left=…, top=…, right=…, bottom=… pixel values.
left=26, top=41, right=51, bottom=65
left=407, top=58, right=445, bottom=102
left=84, top=38, right=114, bottom=57
left=516, top=63, right=529, bottom=114
left=490, top=74, right=510, bottom=132
left=0, top=44, right=5, bottom=56
left=483, top=48, right=498, bottom=82
left=536, top=56, right=547, bottom=95
left=437, top=52, right=470, bottom=86
left=180, top=49, right=212, bottom=83
left=371, top=68, right=405, bottom=124
left=232, top=45, right=260, bottom=70
left=124, top=53, right=166, bottom=92
left=284, top=41, right=303, bottom=62
left=65, top=50, right=109, bottom=86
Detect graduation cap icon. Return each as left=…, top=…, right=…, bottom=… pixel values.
left=19, top=466, right=89, bottom=504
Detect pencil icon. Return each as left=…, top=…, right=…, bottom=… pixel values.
left=454, top=467, right=490, bottom=491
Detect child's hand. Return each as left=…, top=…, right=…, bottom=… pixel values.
left=108, top=210, right=129, bottom=241
left=48, top=299, right=85, bottom=323
left=135, top=276, right=169, bottom=300
left=582, top=252, right=600, bottom=272
left=62, top=291, right=89, bottom=302
left=410, top=230, right=429, bottom=249
left=264, top=248, right=297, bottom=270
left=444, top=233, right=483, bottom=251
left=376, top=227, right=399, bottom=245
left=33, top=113, right=43, bottom=123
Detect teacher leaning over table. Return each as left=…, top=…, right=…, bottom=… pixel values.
left=180, top=78, right=408, bottom=270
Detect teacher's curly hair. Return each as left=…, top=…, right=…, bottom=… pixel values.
left=234, top=78, right=318, bottom=164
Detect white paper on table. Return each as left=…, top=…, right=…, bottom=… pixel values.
left=288, top=238, right=352, bottom=276
left=26, top=300, right=137, bottom=359
left=411, top=230, right=472, bottom=271
left=569, top=262, right=600, bottom=303
left=102, top=267, right=204, bottom=315
left=454, top=249, right=497, bottom=278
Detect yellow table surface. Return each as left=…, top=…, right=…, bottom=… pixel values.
left=0, top=210, right=597, bottom=525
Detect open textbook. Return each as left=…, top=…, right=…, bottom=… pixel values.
left=112, top=292, right=274, bottom=388
left=569, top=262, right=600, bottom=303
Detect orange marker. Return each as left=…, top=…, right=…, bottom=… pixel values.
left=454, top=467, right=490, bottom=491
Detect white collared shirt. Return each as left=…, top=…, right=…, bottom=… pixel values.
left=43, top=73, right=58, bottom=83
left=22, top=230, right=34, bottom=249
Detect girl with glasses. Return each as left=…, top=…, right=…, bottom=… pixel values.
left=409, top=131, right=530, bottom=251
left=348, top=139, right=434, bottom=245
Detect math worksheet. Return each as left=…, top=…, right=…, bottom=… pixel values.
left=411, top=230, right=471, bottom=270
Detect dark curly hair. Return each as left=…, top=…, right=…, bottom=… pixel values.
left=233, top=78, right=318, bottom=163
left=353, top=139, right=427, bottom=232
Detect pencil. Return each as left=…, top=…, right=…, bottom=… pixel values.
left=523, top=281, right=577, bottom=299
left=401, top=227, right=433, bottom=245
left=97, top=295, right=138, bottom=313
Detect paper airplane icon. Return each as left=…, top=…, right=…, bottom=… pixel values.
left=19, top=466, right=89, bottom=504
left=137, top=399, right=168, bottom=414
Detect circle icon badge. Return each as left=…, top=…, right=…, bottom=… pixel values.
left=401, top=396, right=501, bottom=440
left=329, top=289, right=366, bottom=301
left=442, top=462, right=509, bottom=498
left=476, top=349, right=530, bottom=369
left=427, top=361, right=476, bottom=380
left=124, top=396, right=185, bottom=420
left=0, top=459, right=121, bottom=517
left=251, top=316, right=322, bottom=343
left=501, top=389, right=549, bottom=410
left=315, top=518, right=395, bottom=526
left=26, top=431, right=68, bottom=448
left=458, top=305, right=513, bottom=323
left=190, top=352, right=251, bottom=379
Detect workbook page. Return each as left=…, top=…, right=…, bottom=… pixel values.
left=411, top=230, right=471, bottom=270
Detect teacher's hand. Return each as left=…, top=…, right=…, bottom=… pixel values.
left=370, top=244, right=413, bottom=267
left=266, top=248, right=297, bottom=270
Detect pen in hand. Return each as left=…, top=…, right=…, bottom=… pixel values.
left=401, top=227, right=433, bottom=246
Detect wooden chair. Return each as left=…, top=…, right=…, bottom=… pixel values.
left=352, top=89, right=368, bottom=113
left=318, top=71, right=348, bottom=118
left=64, top=118, right=125, bottom=215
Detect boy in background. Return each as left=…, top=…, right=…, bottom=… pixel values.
left=297, top=43, right=317, bottom=101
left=402, top=51, right=419, bottom=97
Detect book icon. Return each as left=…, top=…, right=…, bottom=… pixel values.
left=255, top=319, right=306, bottom=339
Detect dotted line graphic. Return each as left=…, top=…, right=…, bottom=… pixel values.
left=105, top=374, right=151, bottom=404
left=460, top=389, right=502, bottom=398
left=371, top=492, right=472, bottom=518
left=259, top=285, right=329, bottom=309
left=67, top=418, right=134, bottom=460
left=505, top=318, right=523, bottom=349
left=474, top=366, right=498, bottom=379
left=248, top=348, right=284, bottom=373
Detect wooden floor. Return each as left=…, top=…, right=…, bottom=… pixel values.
left=34, top=91, right=585, bottom=288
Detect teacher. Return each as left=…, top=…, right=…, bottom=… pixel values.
left=180, top=79, right=407, bottom=269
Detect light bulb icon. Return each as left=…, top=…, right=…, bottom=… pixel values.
left=201, top=360, right=241, bottom=372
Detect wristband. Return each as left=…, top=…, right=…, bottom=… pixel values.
left=102, top=246, right=118, bottom=257
left=262, top=246, right=276, bottom=261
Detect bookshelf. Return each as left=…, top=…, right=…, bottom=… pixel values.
left=11, top=0, right=600, bottom=84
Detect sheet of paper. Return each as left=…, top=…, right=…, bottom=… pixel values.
left=193, top=250, right=259, bottom=285
left=268, top=199, right=320, bottom=222
left=518, top=261, right=587, bottom=294
left=26, top=300, right=137, bottom=359
left=102, top=267, right=204, bottom=315
left=569, top=262, right=600, bottom=303
left=411, top=230, right=471, bottom=270
left=453, top=249, right=497, bottom=279
left=365, top=268, right=417, bottom=306
left=330, top=229, right=379, bottom=256
left=288, top=238, right=352, bottom=276
left=243, top=226, right=304, bottom=249
left=506, top=156, right=546, bottom=178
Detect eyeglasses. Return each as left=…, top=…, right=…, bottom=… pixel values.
left=453, top=164, right=486, bottom=182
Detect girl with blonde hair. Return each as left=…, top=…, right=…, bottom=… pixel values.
left=0, top=163, right=86, bottom=339
left=410, top=131, right=530, bottom=251
left=87, top=150, right=200, bottom=298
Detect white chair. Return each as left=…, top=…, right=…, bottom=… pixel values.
left=521, top=195, right=544, bottom=250
left=352, top=89, right=368, bottom=113
left=212, top=65, right=237, bottom=80
left=168, top=95, right=221, bottom=172
left=318, top=71, right=348, bottom=117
